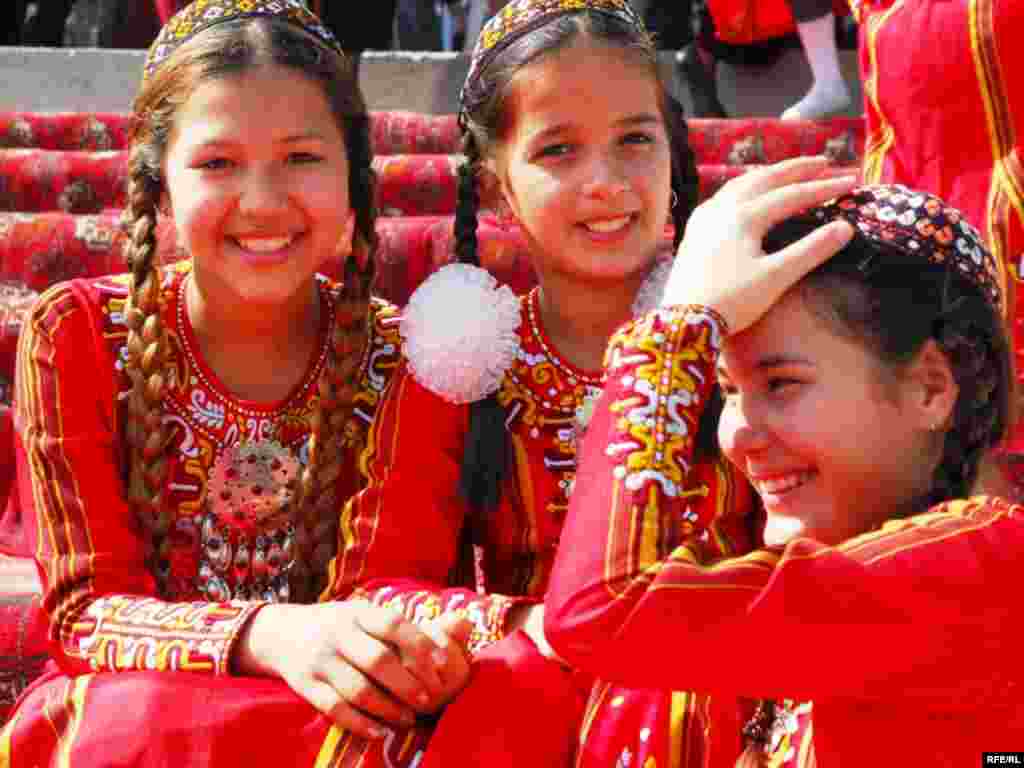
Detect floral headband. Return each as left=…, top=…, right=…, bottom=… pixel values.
left=459, top=0, right=645, bottom=125
left=144, top=0, right=343, bottom=83
left=811, top=184, right=1002, bottom=312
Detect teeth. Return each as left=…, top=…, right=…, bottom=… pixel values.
left=236, top=236, right=293, bottom=252
left=757, top=471, right=813, bottom=495
left=585, top=216, right=631, bottom=233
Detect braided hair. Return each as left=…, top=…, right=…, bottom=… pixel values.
left=455, top=11, right=703, bottom=528
left=123, top=17, right=377, bottom=601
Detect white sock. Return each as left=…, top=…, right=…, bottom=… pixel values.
left=782, top=13, right=852, bottom=119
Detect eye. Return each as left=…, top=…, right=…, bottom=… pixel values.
left=621, top=131, right=655, bottom=146
left=288, top=152, right=323, bottom=165
left=197, top=157, right=233, bottom=171
left=536, top=142, right=573, bottom=159
left=766, top=377, right=800, bottom=394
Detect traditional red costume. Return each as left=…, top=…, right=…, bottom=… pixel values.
left=327, top=288, right=756, bottom=767
left=546, top=303, right=1024, bottom=765
left=0, top=264, right=422, bottom=767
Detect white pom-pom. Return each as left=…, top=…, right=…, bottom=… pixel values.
left=400, top=263, right=522, bottom=404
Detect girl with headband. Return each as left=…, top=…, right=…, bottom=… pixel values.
left=326, top=1, right=760, bottom=765
left=0, top=2, right=475, bottom=765
left=545, top=162, right=1024, bottom=764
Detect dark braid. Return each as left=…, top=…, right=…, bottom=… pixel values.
left=454, top=132, right=511, bottom=535
left=666, top=94, right=700, bottom=251
left=290, top=109, right=379, bottom=603
left=122, top=145, right=175, bottom=593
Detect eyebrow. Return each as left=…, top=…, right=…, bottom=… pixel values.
left=528, top=113, right=662, bottom=142
left=191, top=131, right=330, bottom=149
left=716, top=354, right=814, bottom=379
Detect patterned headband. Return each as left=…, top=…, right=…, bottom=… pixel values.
left=144, top=0, right=343, bottom=83
left=460, top=0, right=645, bottom=123
left=810, top=184, right=1002, bottom=312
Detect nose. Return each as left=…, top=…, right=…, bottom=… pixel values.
left=580, top=151, right=630, bottom=201
left=717, top=396, right=771, bottom=464
left=238, top=165, right=290, bottom=217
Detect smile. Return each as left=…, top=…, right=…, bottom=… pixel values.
left=582, top=216, right=632, bottom=234
left=234, top=236, right=295, bottom=253
left=754, top=470, right=815, bottom=497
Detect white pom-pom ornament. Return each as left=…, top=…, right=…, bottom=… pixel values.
left=400, top=263, right=522, bottom=404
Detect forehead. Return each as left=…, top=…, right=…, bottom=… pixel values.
left=500, top=42, right=662, bottom=136
left=169, top=65, right=342, bottom=147
left=719, top=289, right=854, bottom=375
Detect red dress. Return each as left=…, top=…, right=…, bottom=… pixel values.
left=546, top=305, right=1024, bottom=765
left=326, top=288, right=756, bottom=768
left=0, top=263, right=419, bottom=767
left=854, top=0, right=1024, bottom=388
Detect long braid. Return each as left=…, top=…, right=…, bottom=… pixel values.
left=122, top=146, right=175, bottom=592
left=667, top=94, right=700, bottom=251
left=290, top=113, right=378, bottom=602
left=455, top=132, right=510, bottom=538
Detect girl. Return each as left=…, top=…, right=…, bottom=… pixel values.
left=545, top=163, right=1024, bottom=764
left=324, top=1, right=757, bottom=765
left=1, top=2, right=473, bottom=765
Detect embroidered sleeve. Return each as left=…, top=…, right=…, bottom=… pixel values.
left=546, top=307, right=1024, bottom=701
left=14, top=281, right=263, bottom=676
left=324, top=361, right=529, bottom=655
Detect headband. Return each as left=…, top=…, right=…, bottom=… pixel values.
left=144, top=0, right=343, bottom=83
left=460, top=0, right=645, bottom=125
left=811, top=184, right=1002, bottom=312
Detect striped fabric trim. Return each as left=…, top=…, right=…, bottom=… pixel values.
left=860, top=0, right=906, bottom=183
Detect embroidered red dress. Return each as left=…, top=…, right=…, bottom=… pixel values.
left=0, top=263, right=413, bottom=767
left=325, top=288, right=756, bottom=768
left=546, top=304, right=1024, bottom=766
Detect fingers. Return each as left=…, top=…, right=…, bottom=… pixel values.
left=430, top=614, right=473, bottom=649
left=765, top=219, right=856, bottom=293
left=744, top=173, right=859, bottom=235
left=301, top=678, right=397, bottom=741
left=353, top=606, right=448, bottom=707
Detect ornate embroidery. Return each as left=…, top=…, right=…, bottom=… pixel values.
left=604, top=307, right=723, bottom=531
left=71, top=596, right=262, bottom=675
left=498, top=289, right=604, bottom=524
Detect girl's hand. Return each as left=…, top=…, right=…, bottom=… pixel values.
left=234, top=600, right=459, bottom=739
left=663, top=156, right=858, bottom=334
left=417, top=613, right=474, bottom=709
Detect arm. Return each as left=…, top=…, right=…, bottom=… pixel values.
left=15, top=282, right=262, bottom=677
left=325, top=361, right=529, bottom=653
left=546, top=304, right=1024, bottom=702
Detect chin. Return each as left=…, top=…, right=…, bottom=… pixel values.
left=762, top=514, right=807, bottom=547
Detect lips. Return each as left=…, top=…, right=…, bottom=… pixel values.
left=234, top=235, right=295, bottom=252
left=751, top=469, right=816, bottom=498
left=582, top=216, right=632, bottom=234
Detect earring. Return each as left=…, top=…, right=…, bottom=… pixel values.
left=670, top=189, right=678, bottom=210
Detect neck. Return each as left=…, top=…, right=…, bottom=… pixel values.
left=535, top=270, right=645, bottom=372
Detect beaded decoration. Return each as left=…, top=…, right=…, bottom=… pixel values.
left=460, top=0, right=644, bottom=123
left=144, top=0, right=343, bottom=82
left=812, top=184, right=1002, bottom=312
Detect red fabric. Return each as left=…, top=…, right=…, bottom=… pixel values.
left=546, top=305, right=1024, bottom=764
left=0, top=594, right=47, bottom=725
left=854, top=0, right=1024, bottom=449
left=707, top=0, right=850, bottom=44
left=0, top=112, right=866, bottom=161
left=154, top=0, right=186, bottom=24
left=418, top=632, right=588, bottom=768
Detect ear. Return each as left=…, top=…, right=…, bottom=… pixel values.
left=337, top=208, right=356, bottom=257
left=478, top=157, right=516, bottom=220
left=903, top=339, right=959, bottom=431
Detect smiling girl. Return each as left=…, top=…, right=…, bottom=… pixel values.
left=545, top=163, right=1024, bottom=765
left=324, top=2, right=758, bottom=766
left=1, top=2, right=473, bottom=765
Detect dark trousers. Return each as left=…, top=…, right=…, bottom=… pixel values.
left=789, top=0, right=834, bottom=23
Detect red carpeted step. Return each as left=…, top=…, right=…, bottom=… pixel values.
left=0, top=150, right=859, bottom=216
left=1, top=111, right=866, bottom=163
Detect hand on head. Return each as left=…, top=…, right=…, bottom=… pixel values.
left=234, top=600, right=472, bottom=739
left=663, top=157, right=858, bottom=334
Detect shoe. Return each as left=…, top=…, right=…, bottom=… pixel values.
left=677, top=43, right=729, bottom=119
